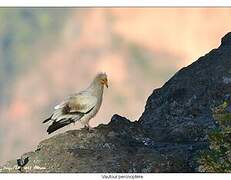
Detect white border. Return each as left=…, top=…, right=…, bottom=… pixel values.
left=0, top=0, right=231, bottom=7
left=0, top=1, right=231, bottom=180
left=0, top=173, right=231, bottom=180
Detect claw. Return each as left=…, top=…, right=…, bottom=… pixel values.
left=85, top=123, right=94, bottom=132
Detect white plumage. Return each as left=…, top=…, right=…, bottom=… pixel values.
left=43, top=72, right=108, bottom=134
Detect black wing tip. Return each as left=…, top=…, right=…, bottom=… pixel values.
left=43, top=119, right=49, bottom=124
left=43, top=114, right=53, bottom=123
left=47, top=126, right=56, bottom=134
left=47, top=126, right=55, bottom=134
left=46, top=119, right=71, bottom=134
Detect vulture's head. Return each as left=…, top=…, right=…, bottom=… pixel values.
left=95, top=72, right=108, bottom=88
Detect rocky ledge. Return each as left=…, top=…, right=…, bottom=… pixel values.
left=1, top=32, right=231, bottom=173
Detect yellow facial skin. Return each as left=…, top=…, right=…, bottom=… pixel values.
left=100, top=78, right=108, bottom=88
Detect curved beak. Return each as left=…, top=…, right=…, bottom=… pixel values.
left=105, top=80, right=108, bottom=88
left=101, top=79, right=108, bottom=88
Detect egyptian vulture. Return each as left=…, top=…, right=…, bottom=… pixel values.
left=43, top=72, right=108, bottom=134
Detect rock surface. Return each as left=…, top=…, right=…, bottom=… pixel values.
left=0, top=115, right=193, bottom=172
left=1, top=33, right=231, bottom=173
left=140, top=33, right=231, bottom=142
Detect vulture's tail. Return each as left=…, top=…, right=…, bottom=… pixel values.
left=47, top=119, right=73, bottom=134
left=46, top=113, right=84, bottom=134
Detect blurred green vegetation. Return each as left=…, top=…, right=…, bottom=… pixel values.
left=198, top=101, right=231, bottom=172
left=0, top=8, right=72, bottom=104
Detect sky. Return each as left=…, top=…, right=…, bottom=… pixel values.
left=1, top=8, right=231, bottom=164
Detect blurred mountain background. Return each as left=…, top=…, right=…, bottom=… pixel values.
left=0, top=8, right=231, bottom=164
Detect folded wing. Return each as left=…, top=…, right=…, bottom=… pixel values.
left=54, top=93, right=97, bottom=113
left=44, top=93, right=97, bottom=134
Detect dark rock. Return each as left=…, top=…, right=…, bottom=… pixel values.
left=221, top=32, right=231, bottom=46
left=140, top=32, right=231, bottom=143
left=0, top=115, right=190, bottom=173
left=1, top=32, right=231, bottom=173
